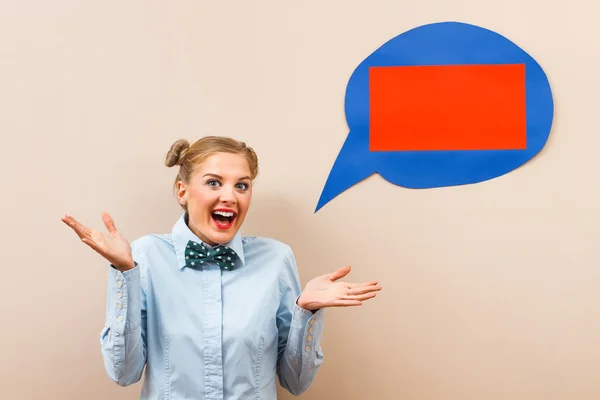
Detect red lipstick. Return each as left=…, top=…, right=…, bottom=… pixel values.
left=211, top=208, right=237, bottom=230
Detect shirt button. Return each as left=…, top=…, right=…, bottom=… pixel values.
left=118, top=316, right=123, bottom=321
left=309, top=319, right=314, bottom=325
left=117, top=281, right=123, bottom=287
left=116, top=292, right=122, bottom=298
left=116, top=303, right=123, bottom=310
left=305, top=346, right=311, bottom=351
left=308, top=327, right=313, bottom=333
left=307, top=336, right=313, bottom=342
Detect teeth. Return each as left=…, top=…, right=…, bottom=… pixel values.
left=213, top=211, right=234, bottom=217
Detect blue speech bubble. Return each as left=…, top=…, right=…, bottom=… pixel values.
left=315, top=21, right=554, bottom=212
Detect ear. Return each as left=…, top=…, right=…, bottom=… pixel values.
left=176, top=181, right=187, bottom=206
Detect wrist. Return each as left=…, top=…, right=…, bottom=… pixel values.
left=297, top=293, right=317, bottom=311
left=113, top=260, right=136, bottom=272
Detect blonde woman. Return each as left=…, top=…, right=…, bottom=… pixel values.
left=62, top=136, right=381, bottom=399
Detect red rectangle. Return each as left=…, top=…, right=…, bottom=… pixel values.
left=369, top=64, right=526, bottom=151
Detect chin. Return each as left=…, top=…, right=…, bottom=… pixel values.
left=209, top=234, right=236, bottom=245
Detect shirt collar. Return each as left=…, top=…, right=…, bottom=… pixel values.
left=171, top=213, right=246, bottom=270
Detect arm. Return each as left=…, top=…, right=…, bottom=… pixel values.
left=274, top=245, right=382, bottom=395
left=99, top=248, right=147, bottom=386
left=60, top=213, right=149, bottom=386
left=276, top=247, right=325, bottom=396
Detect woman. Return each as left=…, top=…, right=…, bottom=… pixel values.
left=62, top=136, right=381, bottom=399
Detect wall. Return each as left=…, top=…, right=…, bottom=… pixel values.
left=1, top=1, right=599, bottom=399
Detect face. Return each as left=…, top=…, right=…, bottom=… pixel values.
left=177, top=152, right=253, bottom=246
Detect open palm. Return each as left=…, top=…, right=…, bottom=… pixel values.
left=61, top=212, right=135, bottom=272
left=297, top=266, right=381, bottom=310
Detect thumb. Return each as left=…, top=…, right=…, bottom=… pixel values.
left=101, top=212, right=118, bottom=235
left=328, top=266, right=351, bottom=282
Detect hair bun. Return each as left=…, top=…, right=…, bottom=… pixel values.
left=165, top=139, right=191, bottom=167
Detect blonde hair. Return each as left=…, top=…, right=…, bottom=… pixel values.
left=165, top=136, right=259, bottom=209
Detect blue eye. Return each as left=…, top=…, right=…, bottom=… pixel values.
left=235, top=182, right=249, bottom=190
left=207, top=179, right=221, bottom=187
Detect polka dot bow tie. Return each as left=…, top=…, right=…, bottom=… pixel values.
left=184, top=240, right=238, bottom=271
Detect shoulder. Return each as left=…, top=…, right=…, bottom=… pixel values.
left=242, top=235, right=294, bottom=261
left=131, top=233, right=173, bottom=253
left=130, top=233, right=174, bottom=266
left=242, top=235, right=300, bottom=286
left=129, top=233, right=174, bottom=287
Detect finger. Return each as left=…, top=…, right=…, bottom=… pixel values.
left=347, top=280, right=379, bottom=288
left=348, top=284, right=382, bottom=296
left=101, top=212, right=118, bottom=236
left=343, top=292, right=377, bottom=301
left=327, top=266, right=351, bottom=282
left=61, top=214, right=77, bottom=228
left=81, top=237, right=103, bottom=254
left=62, top=215, right=92, bottom=239
left=61, top=214, right=83, bottom=232
left=332, top=299, right=363, bottom=307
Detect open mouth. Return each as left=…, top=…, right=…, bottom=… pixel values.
left=211, top=209, right=237, bottom=229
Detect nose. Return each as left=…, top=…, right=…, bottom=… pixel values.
left=219, top=185, right=237, bottom=204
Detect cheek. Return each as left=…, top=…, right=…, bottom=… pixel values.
left=238, top=192, right=252, bottom=212
left=188, top=188, right=215, bottom=213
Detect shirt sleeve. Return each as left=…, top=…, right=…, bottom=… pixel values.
left=275, top=245, right=325, bottom=396
left=99, top=245, right=147, bottom=386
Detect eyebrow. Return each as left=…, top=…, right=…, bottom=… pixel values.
left=203, top=173, right=251, bottom=181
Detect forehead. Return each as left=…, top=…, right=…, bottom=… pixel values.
left=194, top=152, right=251, bottom=178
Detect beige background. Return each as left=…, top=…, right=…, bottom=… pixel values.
left=1, top=0, right=599, bottom=399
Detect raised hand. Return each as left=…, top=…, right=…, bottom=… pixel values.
left=296, top=266, right=381, bottom=311
left=61, top=212, right=135, bottom=272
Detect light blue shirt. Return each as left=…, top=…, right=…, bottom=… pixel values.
left=100, top=213, right=325, bottom=399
